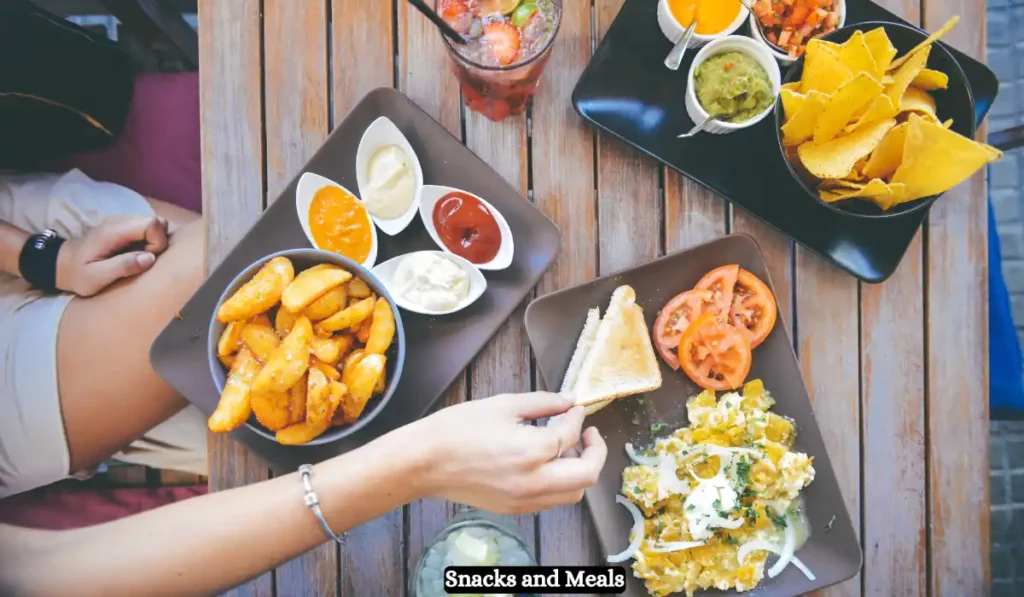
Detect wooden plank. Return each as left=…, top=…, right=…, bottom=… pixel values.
left=330, top=3, right=404, bottom=595
left=664, top=173, right=727, bottom=252
left=396, top=0, right=467, bottom=579
left=198, top=1, right=273, bottom=595
left=794, top=250, right=860, bottom=597
left=923, top=1, right=990, bottom=593
left=261, top=1, right=335, bottom=595
left=532, top=0, right=600, bottom=582
left=855, top=3, right=926, bottom=595
left=596, top=1, right=659, bottom=271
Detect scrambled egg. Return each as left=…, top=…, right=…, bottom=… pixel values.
left=620, top=380, right=815, bottom=597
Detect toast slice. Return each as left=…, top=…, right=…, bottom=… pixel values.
left=560, top=285, right=662, bottom=414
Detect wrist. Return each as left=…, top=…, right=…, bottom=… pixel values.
left=0, top=224, right=29, bottom=278
left=54, top=240, right=75, bottom=293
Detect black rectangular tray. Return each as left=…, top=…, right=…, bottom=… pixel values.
left=150, top=88, right=561, bottom=473
left=572, top=0, right=998, bottom=282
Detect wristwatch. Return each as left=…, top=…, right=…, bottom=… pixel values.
left=19, top=228, right=66, bottom=293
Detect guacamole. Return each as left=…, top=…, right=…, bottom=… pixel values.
left=694, top=52, right=774, bottom=123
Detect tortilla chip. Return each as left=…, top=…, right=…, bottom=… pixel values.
left=885, top=46, right=930, bottom=111
left=820, top=179, right=907, bottom=210
left=781, top=88, right=806, bottom=123
left=781, top=90, right=830, bottom=146
left=889, top=114, right=1002, bottom=202
left=887, top=16, right=959, bottom=72
left=846, top=95, right=897, bottom=132
left=900, top=87, right=939, bottom=122
left=837, top=31, right=878, bottom=77
left=862, top=122, right=909, bottom=180
left=942, top=118, right=954, bottom=129
left=782, top=82, right=802, bottom=92
left=863, top=28, right=898, bottom=76
left=798, top=118, right=897, bottom=179
left=814, top=73, right=886, bottom=143
left=802, top=40, right=853, bottom=95
left=911, top=68, right=949, bottom=90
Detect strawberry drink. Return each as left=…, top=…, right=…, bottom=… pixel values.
left=439, top=0, right=561, bottom=121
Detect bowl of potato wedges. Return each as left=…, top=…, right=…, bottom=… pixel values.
left=207, top=248, right=405, bottom=446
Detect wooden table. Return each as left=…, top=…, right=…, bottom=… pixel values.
left=198, top=0, right=990, bottom=594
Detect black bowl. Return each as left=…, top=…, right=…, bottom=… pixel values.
left=207, top=248, right=406, bottom=446
left=773, top=21, right=975, bottom=219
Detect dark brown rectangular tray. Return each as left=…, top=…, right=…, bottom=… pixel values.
left=572, top=0, right=999, bottom=283
left=150, top=88, right=561, bottom=473
left=525, top=234, right=862, bottom=597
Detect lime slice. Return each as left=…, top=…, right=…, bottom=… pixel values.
left=451, top=531, right=499, bottom=566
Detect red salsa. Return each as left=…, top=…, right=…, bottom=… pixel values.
left=432, top=191, right=502, bottom=264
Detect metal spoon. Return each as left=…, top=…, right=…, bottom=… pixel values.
left=678, top=113, right=717, bottom=138
left=664, top=19, right=698, bottom=71
left=736, top=0, right=787, bottom=54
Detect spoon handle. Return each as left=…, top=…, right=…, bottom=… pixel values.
left=678, top=113, right=717, bottom=138
left=664, top=20, right=697, bottom=71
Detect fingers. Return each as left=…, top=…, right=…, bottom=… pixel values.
left=83, top=251, right=157, bottom=295
left=534, top=427, right=608, bottom=493
left=502, top=391, right=574, bottom=421
left=546, top=406, right=585, bottom=457
left=95, top=216, right=169, bottom=258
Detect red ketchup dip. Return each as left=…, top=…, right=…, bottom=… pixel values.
left=431, top=191, right=502, bottom=265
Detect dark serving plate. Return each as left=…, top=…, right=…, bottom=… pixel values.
left=526, top=234, right=862, bottom=597
left=572, top=0, right=998, bottom=283
left=150, top=88, right=561, bottom=473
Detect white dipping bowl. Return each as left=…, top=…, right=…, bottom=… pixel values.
left=295, top=171, right=379, bottom=268
left=355, top=116, right=424, bottom=236
left=657, top=0, right=749, bottom=50
left=371, top=250, right=487, bottom=316
left=684, top=36, right=781, bottom=135
left=418, top=184, right=514, bottom=271
left=748, top=0, right=846, bottom=65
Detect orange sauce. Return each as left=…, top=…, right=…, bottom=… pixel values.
left=667, top=0, right=742, bottom=35
left=308, top=185, right=373, bottom=263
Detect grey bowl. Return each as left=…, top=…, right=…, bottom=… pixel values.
left=207, top=248, right=406, bottom=446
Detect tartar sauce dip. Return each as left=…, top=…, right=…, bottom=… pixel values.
left=394, top=252, right=470, bottom=312
left=363, top=145, right=416, bottom=219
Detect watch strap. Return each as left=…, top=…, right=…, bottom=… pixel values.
left=19, top=229, right=65, bottom=293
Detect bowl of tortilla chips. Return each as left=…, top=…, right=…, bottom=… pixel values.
left=773, top=19, right=1002, bottom=218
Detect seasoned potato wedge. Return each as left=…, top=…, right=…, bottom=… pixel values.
left=274, top=307, right=299, bottom=337
left=218, top=353, right=235, bottom=369
left=216, top=257, right=294, bottom=323
left=217, top=320, right=246, bottom=358
left=330, top=381, right=349, bottom=425
left=346, top=278, right=372, bottom=298
left=287, top=373, right=308, bottom=425
left=310, top=336, right=343, bottom=364
left=275, top=386, right=341, bottom=445
left=311, top=357, right=341, bottom=381
left=208, top=348, right=261, bottom=432
left=305, top=367, right=332, bottom=427
left=251, top=316, right=312, bottom=394
left=281, top=265, right=352, bottom=313
left=242, top=321, right=281, bottom=362
left=356, top=318, right=372, bottom=343
left=340, top=354, right=385, bottom=423
left=304, top=285, right=348, bottom=321
left=315, top=296, right=375, bottom=334
left=341, top=349, right=366, bottom=383
left=374, top=369, right=386, bottom=394
left=364, top=298, right=395, bottom=355
left=250, top=391, right=291, bottom=431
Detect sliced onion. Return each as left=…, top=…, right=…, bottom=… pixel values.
left=768, top=515, right=796, bottom=578
left=607, top=495, right=644, bottom=563
left=625, top=443, right=660, bottom=467
left=657, top=455, right=691, bottom=497
left=648, top=540, right=705, bottom=553
left=736, top=533, right=816, bottom=581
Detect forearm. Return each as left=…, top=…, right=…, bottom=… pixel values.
left=0, top=219, right=29, bottom=278
left=1, top=424, right=431, bottom=597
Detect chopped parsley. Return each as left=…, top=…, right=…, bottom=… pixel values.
left=735, top=461, right=751, bottom=485
left=631, top=485, right=642, bottom=496
left=686, top=504, right=695, bottom=512
left=767, top=510, right=788, bottom=529
left=826, top=514, right=836, bottom=533
left=650, top=422, right=667, bottom=435
left=744, top=507, right=759, bottom=524
left=724, top=535, right=739, bottom=546
left=712, top=498, right=722, bottom=511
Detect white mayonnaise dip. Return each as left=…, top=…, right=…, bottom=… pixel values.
left=394, top=253, right=470, bottom=312
left=363, top=145, right=416, bottom=219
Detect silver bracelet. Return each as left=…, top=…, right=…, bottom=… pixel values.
left=298, top=464, right=345, bottom=544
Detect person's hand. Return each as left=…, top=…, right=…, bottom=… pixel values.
left=414, top=392, right=608, bottom=514
left=55, top=215, right=170, bottom=297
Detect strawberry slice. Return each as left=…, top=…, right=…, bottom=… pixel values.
left=483, top=21, right=520, bottom=65
left=441, top=0, right=471, bottom=33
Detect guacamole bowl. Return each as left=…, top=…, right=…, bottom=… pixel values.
left=684, top=36, right=782, bottom=135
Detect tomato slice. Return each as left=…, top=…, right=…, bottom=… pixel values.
left=729, top=269, right=778, bottom=348
left=694, top=264, right=740, bottom=321
left=678, top=312, right=752, bottom=391
left=653, top=289, right=716, bottom=370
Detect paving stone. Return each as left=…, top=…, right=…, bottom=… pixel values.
left=1009, top=438, right=1024, bottom=470
left=1012, top=509, right=1024, bottom=541
left=989, top=9, right=1011, bottom=46
left=994, top=545, right=1014, bottom=581
left=1002, top=261, right=1024, bottom=293
left=993, top=508, right=1014, bottom=542
left=993, top=472, right=1009, bottom=504
left=993, top=83, right=1019, bottom=118
left=1009, top=296, right=1024, bottom=331
left=994, top=435, right=1010, bottom=470
left=992, top=189, right=1022, bottom=224
left=991, top=155, right=1020, bottom=189
left=1012, top=473, right=1024, bottom=502
left=990, top=49, right=1015, bottom=82
left=999, top=225, right=1024, bottom=260
left=1016, top=546, right=1024, bottom=581
left=993, top=580, right=1018, bottom=597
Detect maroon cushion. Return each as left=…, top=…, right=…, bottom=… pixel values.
left=61, top=72, right=201, bottom=214
left=0, top=481, right=206, bottom=530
